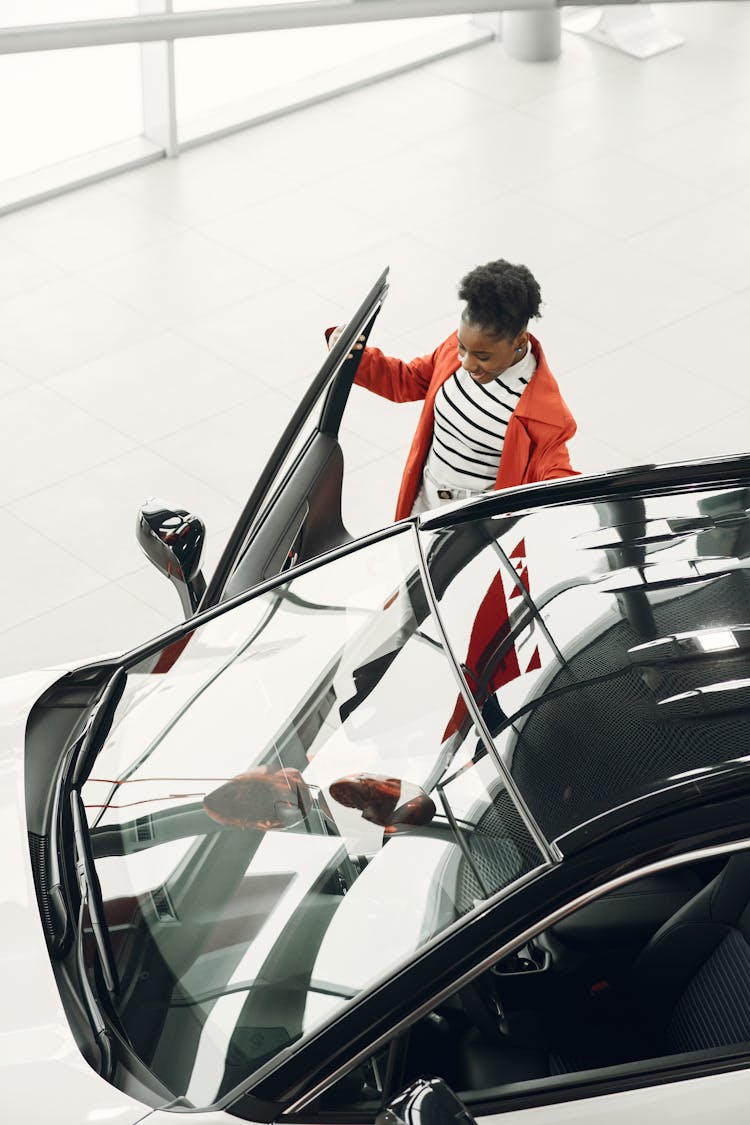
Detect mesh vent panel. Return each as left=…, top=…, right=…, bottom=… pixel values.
left=28, top=831, right=55, bottom=946
left=455, top=789, right=542, bottom=914
left=509, top=572, right=750, bottom=840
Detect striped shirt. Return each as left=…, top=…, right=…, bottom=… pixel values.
left=423, top=345, right=536, bottom=491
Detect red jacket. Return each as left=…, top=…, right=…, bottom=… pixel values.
left=354, top=332, right=578, bottom=520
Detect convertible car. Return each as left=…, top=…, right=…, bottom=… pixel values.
left=5, top=271, right=750, bottom=1125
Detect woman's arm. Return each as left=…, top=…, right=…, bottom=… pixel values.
left=354, top=344, right=439, bottom=404
left=326, top=325, right=439, bottom=404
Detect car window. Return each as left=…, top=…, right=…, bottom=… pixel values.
left=206, top=271, right=389, bottom=606
left=421, top=483, right=750, bottom=842
left=81, top=526, right=545, bottom=1109
left=218, top=404, right=320, bottom=583
left=313, top=846, right=750, bottom=1118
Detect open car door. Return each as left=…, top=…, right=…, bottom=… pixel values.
left=201, top=268, right=389, bottom=608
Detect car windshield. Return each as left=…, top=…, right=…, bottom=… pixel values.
left=80, top=525, right=544, bottom=1107
left=422, top=479, right=750, bottom=843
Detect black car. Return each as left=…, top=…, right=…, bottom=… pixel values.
left=14, top=270, right=750, bottom=1125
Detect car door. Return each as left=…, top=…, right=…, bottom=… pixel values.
left=209, top=778, right=750, bottom=1125
left=201, top=268, right=390, bottom=608
left=138, top=833, right=750, bottom=1125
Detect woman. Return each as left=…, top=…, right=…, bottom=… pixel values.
left=329, top=259, right=578, bottom=519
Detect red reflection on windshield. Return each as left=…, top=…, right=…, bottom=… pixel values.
left=329, top=773, right=435, bottom=831
left=203, top=767, right=308, bottom=830
left=151, top=630, right=195, bottom=673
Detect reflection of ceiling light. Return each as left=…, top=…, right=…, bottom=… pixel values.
left=696, top=631, right=739, bottom=653
left=669, top=766, right=711, bottom=780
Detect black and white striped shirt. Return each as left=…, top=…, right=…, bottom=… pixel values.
left=424, top=346, right=536, bottom=491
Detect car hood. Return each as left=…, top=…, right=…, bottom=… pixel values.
left=0, top=668, right=154, bottom=1125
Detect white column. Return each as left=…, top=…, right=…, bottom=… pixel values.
left=139, top=0, right=178, bottom=157
left=502, top=9, right=561, bottom=61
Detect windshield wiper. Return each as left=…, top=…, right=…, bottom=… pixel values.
left=70, top=789, right=119, bottom=995
left=70, top=790, right=117, bottom=1081
left=70, top=665, right=127, bottom=789
left=65, top=666, right=127, bottom=1079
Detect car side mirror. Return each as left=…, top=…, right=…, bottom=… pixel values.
left=376, top=1078, right=476, bottom=1125
left=136, top=497, right=206, bottom=619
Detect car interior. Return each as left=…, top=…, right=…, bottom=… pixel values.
left=318, top=849, right=750, bottom=1115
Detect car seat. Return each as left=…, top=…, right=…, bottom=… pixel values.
left=459, top=851, right=750, bottom=1090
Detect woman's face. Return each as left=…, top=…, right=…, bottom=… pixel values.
left=456, top=316, right=528, bottom=384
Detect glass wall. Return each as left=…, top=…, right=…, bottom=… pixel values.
left=0, top=1, right=137, bottom=27
left=1, top=46, right=143, bottom=181
left=1, top=2, right=142, bottom=182
left=173, top=15, right=472, bottom=138
left=0, top=1, right=482, bottom=202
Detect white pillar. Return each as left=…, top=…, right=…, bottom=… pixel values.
left=139, top=0, right=178, bottom=157
left=502, top=9, right=561, bottom=61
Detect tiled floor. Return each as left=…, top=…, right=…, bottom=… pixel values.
left=2, top=2, right=750, bottom=675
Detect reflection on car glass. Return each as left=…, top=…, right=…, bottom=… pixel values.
left=328, top=774, right=436, bottom=833
left=435, top=760, right=538, bottom=913
left=80, top=528, right=545, bottom=1108
left=90, top=597, right=281, bottom=829
left=204, top=767, right=310, bottom=831
left=424, top=485, right=750, bottom=842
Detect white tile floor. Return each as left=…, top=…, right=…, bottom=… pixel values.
left=2, top=2, right=750, bottom=675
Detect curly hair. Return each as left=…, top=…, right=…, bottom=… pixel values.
left=458, top=260, right=542, bottom=340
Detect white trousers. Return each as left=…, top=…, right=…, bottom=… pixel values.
left=410, top=464, right=488, bottom=516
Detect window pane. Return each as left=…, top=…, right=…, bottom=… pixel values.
left=321, top=850, right=747, bottom=1114
left=173, top=14, right=473, bottom=134
left=423, top=483, right=750, bottom=842
left=0, top=1, right=137, bottom=29
left=82, top=528, right=543, bottom=1106
left=1, top=44, right=143, bottom=181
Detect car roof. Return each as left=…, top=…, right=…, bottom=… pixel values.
left=416, top=453, right=750, bottom=851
